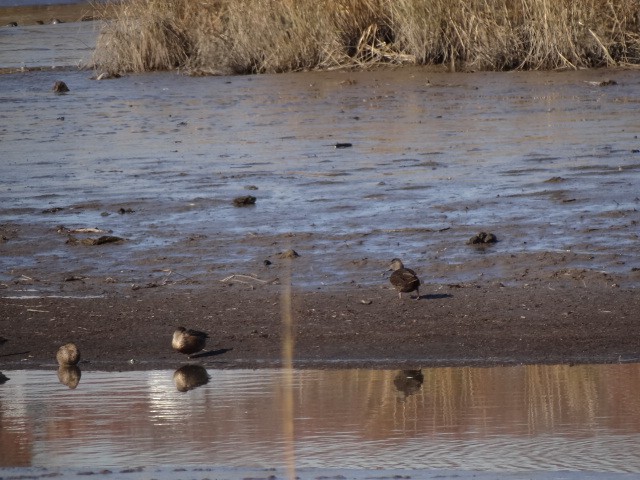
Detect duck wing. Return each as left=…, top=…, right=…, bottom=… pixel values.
left=186, top=328, right=209, bottom=339
left=390, top=268, right=421, bottom=292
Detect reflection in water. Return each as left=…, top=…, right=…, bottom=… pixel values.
left=1, top=364, right=640, bottom=472
left=393, top=369, right=424, bottom=400
left=57, top=366, right=81, bottom=389
left=173, top=365, right=209, bottom=392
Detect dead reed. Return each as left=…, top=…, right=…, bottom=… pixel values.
left=92, top=0, right=640, bottom=74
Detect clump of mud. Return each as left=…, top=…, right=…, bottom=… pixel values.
left=467, top=232, right=498, bottom=245
left=52, top=80, right=69, bottom=94
left=279, top=249, right=300, bottom=259
left=233, top=196, right=256, bottom=207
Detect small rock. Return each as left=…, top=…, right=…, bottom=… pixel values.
left=64, top=275, right=85, bottom=282
left=279, top=249, right=300, bottom=259
left=264, top=259, right=272, bottom=266
left=334, top=142, right=352, bottom=149
left=483, top=232, right=497, bottom=243
left=6, top=21, right=18, bottom=27
left=118, top=207, right=134, bottom=214
left=52, top=80, right=69, bottom=94
left=245, top=185, right=259, bottom=190
left=71, top=235, right=124, bottom=246
left=92, top=235, right=124, bottom=245
left=233, top=196, right=256, bottom=207
left=42, top=206, right=64, bottom=214
left=467, top=232, right=498, bottom=245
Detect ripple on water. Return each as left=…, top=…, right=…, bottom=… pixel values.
left=1, top=365, right=640, bottom=471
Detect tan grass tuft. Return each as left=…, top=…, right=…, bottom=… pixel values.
left=91, top=0, right=640, bottom=74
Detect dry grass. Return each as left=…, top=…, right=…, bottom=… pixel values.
left=92, top=0, right=640, bottom=74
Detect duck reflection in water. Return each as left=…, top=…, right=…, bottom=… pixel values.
left=173, top=364, right=210, bottom=392
left=57, top=365, right=81, bottom=389
left=394, top=369, right=424, bottom=400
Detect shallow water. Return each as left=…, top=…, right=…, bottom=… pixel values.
left=1, top=65, right=639, bottom=293
left=1, top=365, right=640, bottom=473
left=0, top=19, right=98, bottom=69
left=0, top=2, right=103, bottom=57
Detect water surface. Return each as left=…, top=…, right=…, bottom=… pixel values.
left=1, top=66, right=639, bottom=293
left=1, top=364, right=640, bottom=473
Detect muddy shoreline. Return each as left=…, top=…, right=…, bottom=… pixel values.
left=1, top=278, right=638, bottom=371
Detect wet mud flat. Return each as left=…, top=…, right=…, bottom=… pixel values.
left=1, top=25, right=640, bottom=369
left=1, top=281, right=639, bottom=370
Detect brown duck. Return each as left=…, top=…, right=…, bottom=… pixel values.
left=56, top=342, right=80, bottom=366
left=172, top=327, right=208, bottom=356
left=389, top=258, right=421, bottom=300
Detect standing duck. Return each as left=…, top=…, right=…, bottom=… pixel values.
left=172, top=327, right=209, bottom=356
left=389, top=258, right=421, bottom=300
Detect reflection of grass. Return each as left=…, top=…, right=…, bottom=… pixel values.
left=301, top=365, right=640, bottom=438
left=93, top=0, right=640, bottom=74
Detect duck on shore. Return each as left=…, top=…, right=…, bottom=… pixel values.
left=56, top=342, right=80, bottom=366
left=389, top=258, right=421, bottom=300
left=172, top=327, right=209, bottom=356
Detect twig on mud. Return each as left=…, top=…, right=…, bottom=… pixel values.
left=131, top=268, right=203, bottom=290
left=131, top=271, right=174, bottom=290
left=219, top=274, right=280, bottom=288
left=154, top=268, right=194, bottom=283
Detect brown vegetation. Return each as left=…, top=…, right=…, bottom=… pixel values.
left=92, top=0, right=640, bottom=74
